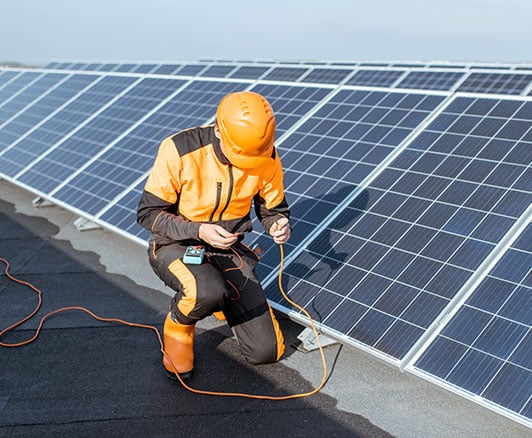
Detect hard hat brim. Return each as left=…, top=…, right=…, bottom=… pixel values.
left=221, top=134, right=274, bottom=168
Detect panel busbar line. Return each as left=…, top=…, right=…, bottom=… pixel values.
left=0, top=75, right=138, bottom=180
left=54, top=79, right=247, bottom=217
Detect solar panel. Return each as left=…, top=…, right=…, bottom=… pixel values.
left=85, top=63, right=105, bottom=71
left=396, top=70, right=466, bottom=91
left=346, top=69, right=404, bottom=87
left=247, top=89, right=447, bottom=281
left=263, top=66, right=309, bottom=82
left=114, top=63, right=140, bottom=73
left=458, top=72, right=532, bottom=95
left=15, top=77, right=180, bottom=194
left=99, top=179, right=151, bottom=241
left=0, top=74, right=99, bottom=158
left=132, top=64, right=159, bottom=74
left=151, top=64, right=182, bottom=75
left=0, top=75, right=138, bottom=178
left=229, top=65, right=270, bottom=80
left=0, top=72, right=47, bottom=123
left=301, top=68, right=352, bottom=84
left=261, top=94, right=530, bottom=361
left=53, top=79, right=247, bottom=216
left=174, top=64, right=207, bottom=76
left=99, top=63, right=120, bottom=72
left=0, top=60, right=530, bottom=426
left=413, top=220, right=531, bottom=421
left=0, top=70, right=23, bottom=89
left=199, top=65, right=237, bottom=78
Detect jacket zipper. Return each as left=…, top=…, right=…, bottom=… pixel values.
left=209, top=182, right=222, bottom=222
left=218, top=165, right=234, bottom=221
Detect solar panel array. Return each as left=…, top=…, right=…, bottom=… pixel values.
left=0, top=60, right=530, bottom=427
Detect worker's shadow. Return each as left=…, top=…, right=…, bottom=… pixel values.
left=226, top=185, right=370, bottom=356
left=276, top=185, right=370, bottom=324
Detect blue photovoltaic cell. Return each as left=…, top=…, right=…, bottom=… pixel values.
left=301, top=68, right=353, bottom=84
left=248, top=89, right=446, bottom=281
left=265, top=95, right=530, bottom=363
left=54, top=79, right=246, bottom=216
left=229, top=66, right=270, bottom=80
left=415, top=223, right=531, bottom=421
left=396, top=71, right=465, bottom=91
left=263, top=67, right=309, bottom=82
left=199, top=65, right=237, bottom=78
left=458, top=72, right=532, bottom=95
left=0, top=74, right=99, bottom=158
left=16, top=77, right=181, bottom=194
left=0, top=75, right=138, bottom=178
left=346, top=69, right=404, bottom=87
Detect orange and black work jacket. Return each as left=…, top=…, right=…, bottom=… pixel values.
left=137, top=124, right=290, bottom=245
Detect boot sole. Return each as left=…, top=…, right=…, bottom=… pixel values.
left=163, top=366, right=193, bottom=381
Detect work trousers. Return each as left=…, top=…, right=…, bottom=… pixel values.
left=148, top=240, right=284, bottom=364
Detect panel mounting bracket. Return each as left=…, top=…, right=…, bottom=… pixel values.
left=74, top=217, right=101, bottom=231
left=296, top=327, right=338, bottom=352
left=32, top=196, right=54, bottom=208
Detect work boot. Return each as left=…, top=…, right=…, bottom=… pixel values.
left=162, top=312, right=195, bottom=380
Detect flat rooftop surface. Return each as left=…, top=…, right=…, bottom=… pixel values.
left=0, top=181, right=529, bottom=437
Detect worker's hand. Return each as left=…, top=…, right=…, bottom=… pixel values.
left=270, top=217, right=290, bottom=245
left=199, top=224, right=239, bottom=250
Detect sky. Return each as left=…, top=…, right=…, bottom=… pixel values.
left=1, top=0, right=531, bottom=66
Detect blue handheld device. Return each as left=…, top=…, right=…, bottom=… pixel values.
left=183, top=245, right=205, bottom=264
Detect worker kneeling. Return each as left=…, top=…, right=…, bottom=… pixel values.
left=137, top=91, right=291, bottom=379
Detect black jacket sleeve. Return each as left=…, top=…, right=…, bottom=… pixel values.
left=137, top=190, right=201, bottom=241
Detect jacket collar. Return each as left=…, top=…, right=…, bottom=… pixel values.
left=211, top=126, right=231, bottom=166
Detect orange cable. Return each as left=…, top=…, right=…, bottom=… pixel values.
left=0, top=245, right=328, bottom=400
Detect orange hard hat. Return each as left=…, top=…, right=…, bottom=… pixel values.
left=216, top=91, right=276, bottom=168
